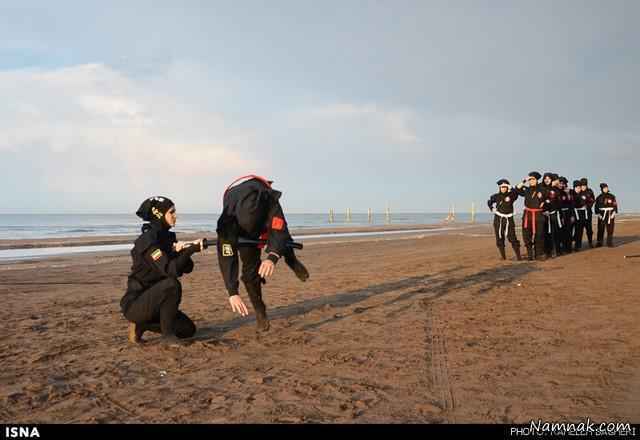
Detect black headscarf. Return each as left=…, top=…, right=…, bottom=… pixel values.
left=136, top=196, right=175, bottom=229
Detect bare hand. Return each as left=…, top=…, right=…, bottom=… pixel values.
left=258, top=259, right=275, bottom=279
left=229, top=295, right=249, bottom=317
left=174, top=241, right=187, bottom=252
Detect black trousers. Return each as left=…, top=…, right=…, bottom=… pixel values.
left=123, top=278, right=195, bottom=338
left=493, top=215, right=519, bottom=249
left=238, top=246, right=268, bottom=317
left=597, top=212, right=616, bottom=246
left=574, top=211, right=588, bottom=250
left=585, top=210, right=594, bottom=245
left=543, top=212, right=563, bottom=257
left=522, top=211, right=545, bottom=258
left=560, top=210, right=573, bottom=254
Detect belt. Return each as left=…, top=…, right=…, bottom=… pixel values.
left=543, top=210, right=563, bottom=232
left=599, top=207, right=615, bottom=225
left=523, top=207, right=543, bottom=238
left=494, top=211, right=513, bottom=239
left=574, top=207, right=587, bottom=219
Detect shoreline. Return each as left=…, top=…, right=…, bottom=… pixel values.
left=0, top=222, right=477, bottom=251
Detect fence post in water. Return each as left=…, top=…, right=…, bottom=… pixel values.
left=471, top=202, right=476, bottom=224
left=368, top=208, right=373, bottom=223
left=385, top=206, right=391, bottom=224
left=329, top=209, right=334, bottom=223
left=346, top=208, right=352, bottom=223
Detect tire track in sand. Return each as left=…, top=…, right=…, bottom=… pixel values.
left=422, top=299, right=456, bottom=422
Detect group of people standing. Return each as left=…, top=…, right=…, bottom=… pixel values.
left=488, top=172, right=619, bottom=261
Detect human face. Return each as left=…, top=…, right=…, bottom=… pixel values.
left=500, top=186, right=509, bottom=194
left=575, top=186, right=582, bottom=194
left=581, top=185, right=587, bottom=192
left=603, top=187, right=609, bottom=194
left=164, top=206, right=177, bottom=228
left=544, top=176, right=552, bottom=186
left=528, top=177, right=537, bottom=187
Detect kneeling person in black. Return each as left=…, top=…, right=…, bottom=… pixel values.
left=120, top=197, right=204, bottom=344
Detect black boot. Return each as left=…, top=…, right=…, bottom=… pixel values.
left=527, top=247, right=534, bottom=261
left=498, top=247, right=506, bottom=260
left=245, top=280, right=270, bottom=332
left=513, top=245, right=522, bottom=261
left=128, top=323, right=145, bottom=343
left=607, top=238, right=614, bottom=248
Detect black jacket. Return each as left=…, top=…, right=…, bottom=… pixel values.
left=543, top=186, right=562, bottom=213
left=120, top=224, right=198, bottom=313
left=487, top=189, right=518, bottom=215
left=595, top=192, right=618, bottom=215
left=584, top=188, right=596, bottom=212
left=217, top=178, right=291, bottom=259
left=515, top=185, right=546, bottom=210
left=573, top=191, right=588, bottom=209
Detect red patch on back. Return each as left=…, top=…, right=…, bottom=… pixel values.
left=271, top=217, right=285, bottom=231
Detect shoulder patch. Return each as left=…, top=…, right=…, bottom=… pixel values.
left=151, top=249, right=163, bottom=261
left=222, top=243, right=234, bottom=257
left=271, top=216, right=285, bottom=231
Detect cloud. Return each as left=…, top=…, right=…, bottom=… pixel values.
left=0, top=63, right=259, bottom=193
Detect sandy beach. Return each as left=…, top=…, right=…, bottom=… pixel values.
left=1, top=219, right=639, bottom=423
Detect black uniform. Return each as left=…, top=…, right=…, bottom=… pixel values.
left=558, top=183, right=574, bottom=254
left=542, top=183, right=564, bottom=257
left=120, top=223, right=198, bottom=339
left=515, top=173, right=546, bottom=260
left=573, top=186, right=589, bottom=251
left=595, top=186, right=618, bottom=247
left=487, top=181, right=521, bottom=260
left=581, top=179, right=596, bottom=248
left=216, top=176, right=307, bottom=330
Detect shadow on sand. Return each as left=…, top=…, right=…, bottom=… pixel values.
left=194, top=262, right=541, bottom=339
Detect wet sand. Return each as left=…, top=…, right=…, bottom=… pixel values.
left=0, top=223, right=456, bottom=250
left=1, top=220, right=639, bottom=423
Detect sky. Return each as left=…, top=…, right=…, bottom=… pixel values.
left=1, top=0, right=639, bottom=214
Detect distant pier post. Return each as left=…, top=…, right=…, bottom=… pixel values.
left=368, top=208, right=373, bottom=224
left=385, top=206, right=391, bottom=224
left=329, top=209, right=334, bottom=223
left=471, top=202, right=476, bottom=224
left=346, top=208, right=352, bottom=223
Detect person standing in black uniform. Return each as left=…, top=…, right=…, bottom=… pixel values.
left=572, top=181, right=589, bottom=251
left=542, top=174, right=564, bottom=257
left=595, top=183, right=619, bottom=248
left=487, top=179, right=521, bottom=260
left=120, top=197, right=204, bottom=345
left=558, top=177, right=574, bottom=254
left=580, top=178, right=596, bottom=248
left=516, top=172, right=546, bottom=261
left=216, top=175, right=309, bottom=332
left=539, top=172, right=553, bottom=256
